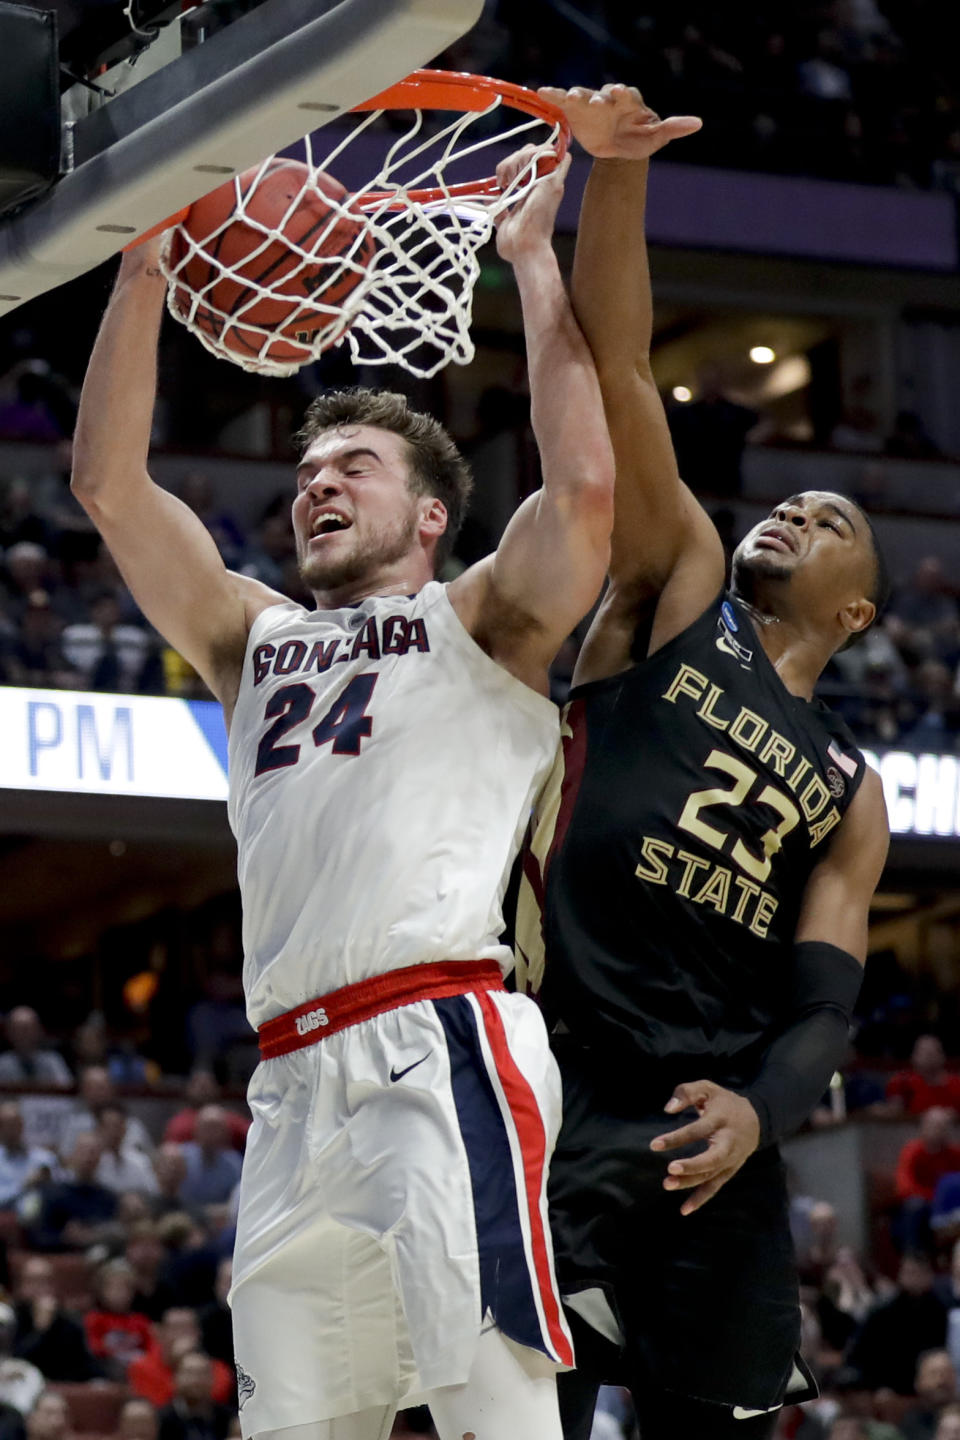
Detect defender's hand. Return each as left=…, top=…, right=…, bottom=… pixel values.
left=495, top=147, right=570, bottom=263
left=650, top=1079, right=760, bottom=1215
left=539, top=83, right=701, bottom=161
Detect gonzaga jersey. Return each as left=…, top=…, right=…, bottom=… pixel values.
left=229, top=581, right=559, bottom=1028
left=518, top=592, right=866, bottom=1088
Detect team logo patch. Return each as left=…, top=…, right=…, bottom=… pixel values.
left=236, top=1364, right=256, bottom=1410
left=295, top=1006, right=329, bottom=1036
left=826, top=765, right=846, bottom=798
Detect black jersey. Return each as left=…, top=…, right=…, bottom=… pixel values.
left=517, top=592, right=865, bottom=1091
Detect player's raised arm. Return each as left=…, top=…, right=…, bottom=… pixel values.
left=70, top=239, right=284, bottom=709
left=449, top=149, right=615, bottom=691
left=543, top=85, right=724, bottom=676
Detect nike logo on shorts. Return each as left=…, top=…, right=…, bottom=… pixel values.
left=389, top=1055, right=430, bottom=1083
left=733, top=1405, right=782, bottom=1420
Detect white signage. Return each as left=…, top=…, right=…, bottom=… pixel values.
left=0, top=687, right=228, bottom=800
left=863, top=748, right=960, bottom=838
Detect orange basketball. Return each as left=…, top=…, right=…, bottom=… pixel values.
left=168, top=160, right=376, bottom=368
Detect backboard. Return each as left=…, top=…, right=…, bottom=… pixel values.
left=0, top=0, right=483, bottom=315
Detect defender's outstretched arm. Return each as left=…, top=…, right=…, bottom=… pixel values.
left=544, top=85, right=724, bottom=677
left=71, top=240, right=282, bottom=709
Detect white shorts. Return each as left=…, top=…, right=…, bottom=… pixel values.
left=229, top=986, right=573, bottom=1434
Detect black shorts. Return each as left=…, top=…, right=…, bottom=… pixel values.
left=548, top=1039, right=807, bottom=1414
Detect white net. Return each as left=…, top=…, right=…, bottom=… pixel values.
left=159, top=88, right=564, bottom=380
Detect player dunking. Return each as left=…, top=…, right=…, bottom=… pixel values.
left=516, top=87, right=890, bottom=1439
left=70, top=150, right=615, bottom=1440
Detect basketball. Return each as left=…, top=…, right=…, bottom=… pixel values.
left=167, top=159, right=376, bottom=368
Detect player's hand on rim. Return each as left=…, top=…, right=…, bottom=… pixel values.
left=650, top=1079, right=761, bottom=1216
left=494, top=145, right=571, bottom=263
left=539, top=82, right=702, bottom=161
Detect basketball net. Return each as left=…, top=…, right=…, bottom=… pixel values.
left=158, top=71, right=569, bottom=379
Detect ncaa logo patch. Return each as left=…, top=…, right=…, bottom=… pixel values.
left=236, top=1363, right=256, bottom=1410
left=721, top=600, right=739, bottom=632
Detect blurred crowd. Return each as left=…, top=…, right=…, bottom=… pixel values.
left=444, top=0, right=960, bottom=191
left=5, top=997, right=960, bottom=1439
left=2, top=430, right=960, bottom=750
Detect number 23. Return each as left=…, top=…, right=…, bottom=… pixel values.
left=677, top=748, right=800, bottom=883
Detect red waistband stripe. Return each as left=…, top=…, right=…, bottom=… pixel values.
left=257, top=958, right=505, bottom=1059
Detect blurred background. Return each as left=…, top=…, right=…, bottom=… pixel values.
left=3, top=2, right=960, bottom=1438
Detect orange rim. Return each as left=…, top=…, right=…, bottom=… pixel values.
left=350, top=69, right=570, bottom=207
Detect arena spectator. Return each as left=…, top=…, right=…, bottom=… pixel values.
left=4, top=596, right=81, bottom=692
left=151, top=1149, right=189, bottom=1221
left=0, top=1306, right=43, bottom=1418
left=117, top=1399, right=159, bottom=1440
left=0, top=1105, right=56, bottom=1210
left=828, top=1418, right=871, bottom=1440
left=61, top=592, right=161, bottom=694
left=902, top=1349, right=959, bottom=1440
left=70, top=1018, right=157, bottom=1089
left=895, top=1109, right=960, bottom=1251
left=237, top=503, right=294, bottom=593
left=28, top=1133, right=116, bottom=1251
left=197, top=1260, right=232, bottom=1370
left=178, top=475, right=245, bottom=572
left=0, top=1011, right=71, bottom=1090
left=157, top=1352, right=232, bottom=1440
left=0, top=362, right=71, bottom=444
left=847, top=1252, right=948, bottom=1394
left=83, top=1260, right=156, bottom=1378
left=886, top=560, right=960, bottom=668
left=95, top=1106, right=159, bottom=1197
left=128, top=1311, right=232, bottom=1409
left=126, top=1223, right=177, bottom=1323
left=25, top=1393, right=70, bottom=1440
left=178, top=1111, right=241, bottom=1210
left=152, top=1215, right=217, bottom=1311
left=798, top=1201, right=842, bottom=1286
left=163, top=1075, right=248, bottom=1155
left=1, top=545, right=59, bottom=618
left=60, top=1067, right=153, bottom=1159
left=817, top=1364, right=903, bottom=1439
left=885, top=1039, right=960, bottom=1119
left=936, top=1406, right=960, bottom=1440
left=11, top=1257, right=100, bottom=1382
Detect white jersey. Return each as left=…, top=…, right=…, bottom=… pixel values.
left=228, top=581, right=559, bottom=1029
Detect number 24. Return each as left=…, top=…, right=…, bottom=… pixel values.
left=254, top=674, right=378, bottom=776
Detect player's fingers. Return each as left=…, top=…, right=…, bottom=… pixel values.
left=649, top=116, right=703, bottom=150
left=680, top=1171, right=735, bottom=1217
left=650, top=1114, right=717, bottom=1152
left=496, top=144, right=540, bottom=189
left=664, top=1080, right=715, bottom=1114
left=664, top=1137, right=735, bottom=1181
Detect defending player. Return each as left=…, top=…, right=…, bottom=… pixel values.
left=70, top=149, right=614, bottom=1440
left=516, top=87, right=890, bottom=1439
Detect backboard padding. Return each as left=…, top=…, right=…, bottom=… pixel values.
left=0, top=0, right=483, bottom=314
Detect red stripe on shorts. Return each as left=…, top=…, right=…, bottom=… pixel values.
left=258, top=959, right=504, bottom=1059
left=475, top=989, right=574, bottom=1368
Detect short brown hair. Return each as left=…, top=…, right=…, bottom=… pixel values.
left=296, top=387, right=473, bottom=573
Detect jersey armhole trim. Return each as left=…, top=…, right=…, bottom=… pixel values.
left=568, top=588, right=727, bottom=702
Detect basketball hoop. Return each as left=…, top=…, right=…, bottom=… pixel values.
left=158, top=70, right=570, bottom=379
